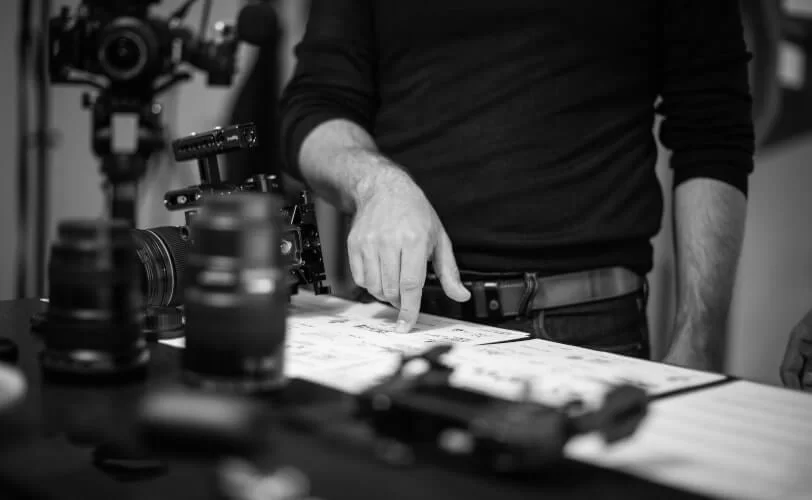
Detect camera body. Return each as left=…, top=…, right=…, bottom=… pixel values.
left=150, top=177, right=329, bottom=300
left=133, top=123, right=330, bottom=311
left=49, top=0, right=238, bottom=91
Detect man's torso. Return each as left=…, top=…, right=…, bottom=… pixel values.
left=370, top=1, right=666, bottom=275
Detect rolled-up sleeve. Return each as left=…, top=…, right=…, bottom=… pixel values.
left=656, top=1, right=756, bottom=196
left=279, top=0, right=378, bottom=182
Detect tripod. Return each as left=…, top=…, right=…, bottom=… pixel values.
left=46, top=0, right=242, bottom=228
left=87, top=84, right=167, bottom=227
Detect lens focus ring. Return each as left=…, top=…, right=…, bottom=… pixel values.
left=132, top=226, right=192, bottom=307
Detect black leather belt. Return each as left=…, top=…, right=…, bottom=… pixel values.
left=421, top=266, right=645, bottom=321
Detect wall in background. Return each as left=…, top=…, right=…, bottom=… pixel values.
left=0, top=2, right=20, bottom=300
left=727, top=135, right=812, bottom=385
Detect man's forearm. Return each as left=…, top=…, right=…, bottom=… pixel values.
left=670, top=177, right=748, bottom=369
left=298, top=118, right=411, bottom=214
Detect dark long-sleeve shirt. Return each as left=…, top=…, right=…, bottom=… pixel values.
left=280, top=1, right=755, bottom=276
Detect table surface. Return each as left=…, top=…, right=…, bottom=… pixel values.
left=0, top=299, right=707, bottom=500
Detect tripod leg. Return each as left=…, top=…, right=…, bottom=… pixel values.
left=111, top=181, right=138, bottom=226
left=102, top=155, right=144, bottom=227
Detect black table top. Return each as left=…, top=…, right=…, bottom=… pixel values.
left=0, top=299, right=708, bottom=500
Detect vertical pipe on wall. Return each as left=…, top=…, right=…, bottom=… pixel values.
left=34, top=0, right=52, bottom=297
left=15, top=0, right=32, bottom=299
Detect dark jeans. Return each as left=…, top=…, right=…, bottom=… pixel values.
left=481, top=288, right=651, bottom=360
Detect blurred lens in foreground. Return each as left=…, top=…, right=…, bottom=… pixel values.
left=40, top=219, right=149, bottom=380
left=182, top=193, right=288, bottom=393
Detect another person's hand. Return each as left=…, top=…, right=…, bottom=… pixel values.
left=780, top=307, right=812, bottom=391
left=348, top=170, right=470, bottom=332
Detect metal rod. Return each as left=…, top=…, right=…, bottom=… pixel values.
left=111, top=180, right=138, bottom=227
left=15, top=0, right=33, bottom=299
left=34, top=0, right=52, bottom=297
left=197, top=156, right=221, bottom=184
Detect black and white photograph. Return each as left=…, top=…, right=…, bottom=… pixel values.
left=0, top=1, right=811, bottom=499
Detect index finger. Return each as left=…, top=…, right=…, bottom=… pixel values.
left=395, top=245, right=429, bottom=333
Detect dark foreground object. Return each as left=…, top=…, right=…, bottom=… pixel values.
left=0, top=299, right=707, bottom=500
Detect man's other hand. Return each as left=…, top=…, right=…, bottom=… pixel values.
left=780, top=307, right=812, bottom=392
left=347, top=170, right=471, bottom=332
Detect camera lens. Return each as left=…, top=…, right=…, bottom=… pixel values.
left=40, top=219, right=149, bottom=379
left=132, top=226, right=191, bottom=308
left=96, top=19, right=154, bottom=81
left=105, top=36, right=140, bottom=72
left=182, top=193, right=288, bottom=393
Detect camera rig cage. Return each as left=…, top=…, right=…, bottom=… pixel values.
left=166, top=122, right=330, bottom=297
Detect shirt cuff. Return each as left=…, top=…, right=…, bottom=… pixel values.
left=282, top=111, right=346, bottom=185
left=671, top=149, right=754, bottom=197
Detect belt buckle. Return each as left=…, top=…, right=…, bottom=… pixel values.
left=482, top=282, right=503, bottom=321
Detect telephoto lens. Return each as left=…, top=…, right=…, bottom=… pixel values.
left=39, top=219, right=150, bottom=380
left=182, top=193, right=289, bottom=393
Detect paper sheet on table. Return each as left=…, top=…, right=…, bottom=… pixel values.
left=449, top=340, right=726, bottom=396
left=287, top=291, right=531, bottom=343
left=298, top=339, right=726, bottom=409
left=158, top=291, right=530, bottom=374
left=161, top=292, right=724, bottom=405
left=566, top=380, right=812, bottom=500
left=299, top=350, right=613, bottom=409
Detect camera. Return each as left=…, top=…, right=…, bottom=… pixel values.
left=49, top=0, right=238, bottom=90
left=132, top=123, right=329, bottom=312
left=47, top=0, right=249, bottom=227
